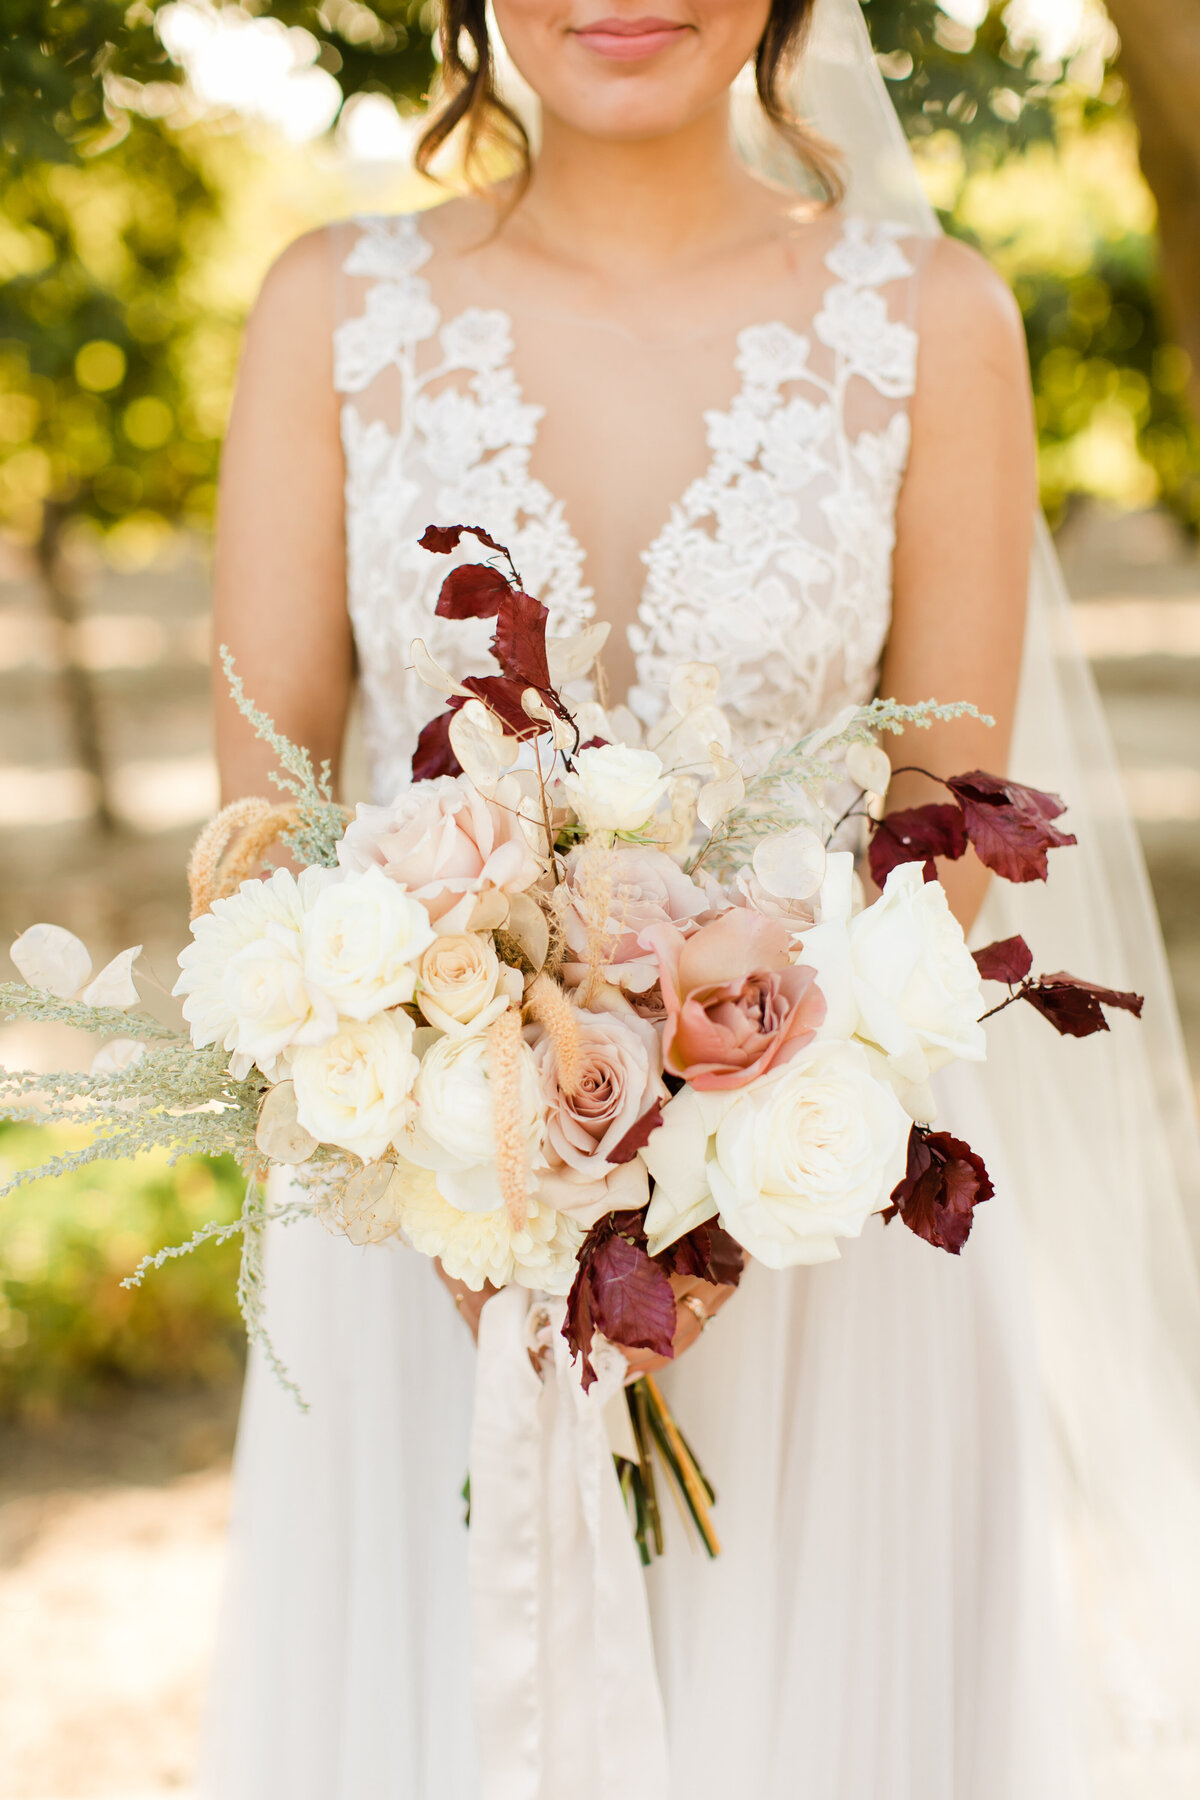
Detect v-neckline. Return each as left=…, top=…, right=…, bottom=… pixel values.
left=402, top=208, right=856, bottom=624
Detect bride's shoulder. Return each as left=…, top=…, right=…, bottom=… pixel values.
left=911, top=233, right=1027, bottom=368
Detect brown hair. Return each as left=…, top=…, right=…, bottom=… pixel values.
left=415, top=2, right=843, bottom=206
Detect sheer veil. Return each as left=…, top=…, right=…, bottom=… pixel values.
left=763, top=0, right=1200, bottom=1774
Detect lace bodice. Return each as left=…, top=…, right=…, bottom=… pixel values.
left=333, top=210, right=919, bottom=802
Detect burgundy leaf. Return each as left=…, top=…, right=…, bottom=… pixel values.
left=492, top=589, right=552, bottom=691
left=1022, top=971, right=1144, bottom=1039
left=973, top=934, right=1034, bottom=984
left=946, top=770, right=1077, bottom=884
left=563, top=1257, right=599, bottom=1389
left=579, top=735, right=611, bottom=751
left=589, top=1232, right=678, bottom=1360
left=868, top=802, right=968, bottom=887
left=435, top=562, right=512, bottom=620
left=411, top=709, right=462, bottom=781
left=885, top=1127, right=994, bottom=1255
left=460, top=674, right=544, bottom=739
left=420, top=523, right=506, bottom=557
left=656, top=1220, right=745, bottom=1289
left=607, top=1100, right=664, bottom=1166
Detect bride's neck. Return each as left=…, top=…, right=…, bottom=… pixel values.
left=512, top=100, right=759, bottom=279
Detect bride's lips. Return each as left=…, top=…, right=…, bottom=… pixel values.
left=571, top=16, right=691, bottom=61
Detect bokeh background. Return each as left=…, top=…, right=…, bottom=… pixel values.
left=1, top=2, right=1198, bottom=1793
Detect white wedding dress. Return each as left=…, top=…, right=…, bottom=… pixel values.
left=200, top=12, right=1200, bottom=1784
left=201, top=205, right=1086, bottom=1799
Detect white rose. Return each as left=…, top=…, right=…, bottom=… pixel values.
left=174, top=866, right=337, bottom=1081
left=403, top=1030, right=543, bottom=1213
left=710, top=1041, right=910, bottom=1267
left=560, top=744, right=670, bottom=835
left=415, top=933, right=520, bottom=1036
left=798, top=856, right=986, bottom=1090
left=302, top=865, right=435, bottom=1020
left=291, top=1011, right=420, bottom=1162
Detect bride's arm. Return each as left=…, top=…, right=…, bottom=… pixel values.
left=878, top=236, right=1037, bottom=934
left=211, top=230, right=354, bottom=807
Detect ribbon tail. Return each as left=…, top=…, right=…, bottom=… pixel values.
left=468, top=1290, right=670, bottom=1800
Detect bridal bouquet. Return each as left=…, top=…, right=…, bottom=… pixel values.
left=1, top=524, right=1142, bottom=1554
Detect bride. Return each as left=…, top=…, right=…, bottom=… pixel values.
left=200, top=3, right=1200, bottom=1796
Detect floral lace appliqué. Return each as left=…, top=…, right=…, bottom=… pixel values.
left=335, top=212, right=917, bottom=800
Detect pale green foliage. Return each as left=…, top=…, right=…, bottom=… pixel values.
left=220, top=646, right=347, bottom=868
left=703, top=698, right=992, bottom=873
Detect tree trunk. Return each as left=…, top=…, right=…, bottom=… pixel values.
left=1104, top=0, right=1200, bottom=422
left=35, top=502, right=120, bottom=836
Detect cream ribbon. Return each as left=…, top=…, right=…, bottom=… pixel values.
left=468, top=1284, right=671, bottom=1800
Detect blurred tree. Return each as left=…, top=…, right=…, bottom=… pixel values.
left=0, top=0, right=434, bottom=833
left=1103, top=0, right=1200, bottom=422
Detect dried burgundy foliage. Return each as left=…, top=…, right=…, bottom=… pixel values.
left=946, top=770, right=1077, bottom=883
left=607, top=1100, right=664, bottom=1166
left=1022, top=972, right=1144, bottom=1038
left=868, top=802, right=968, bottom=887
left=579, top=735, right=612, bottom=751
left=657, top=1220, right=745, bottom=1290
left=460, top=674, right=545, bottom=739
left=435, top=562, right=512, bottom=620
left=491, top=588, right=553, bottom=692
left=884, top=1126, right=994, bottom=1255
left=973, top=934, right=1034, bottom=984
left=420, top=523, right=505, bottom=557
left=564, top=1216, right=677, bottom=1390
left=412, top=709, right=462, bottom=782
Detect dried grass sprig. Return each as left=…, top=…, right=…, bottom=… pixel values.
left=574, top=844, right=618, bottom=1009
left=525, top=972, right=583, bottom=1098
left=187, top=797, right=271, bottom=919
left=486, top=1006, right=530, bottom=1231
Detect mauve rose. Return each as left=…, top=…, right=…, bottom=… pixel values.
left=337, top=774, right=541, bottom=929
left=529, top=990, right=666, bottom=1226
left=644, top=907, right=826, bottom=1091
left=559, top=844, right=721, bottom=994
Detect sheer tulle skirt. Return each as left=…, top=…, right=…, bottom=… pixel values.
left=200, top=1061, right=1085, bottom=1800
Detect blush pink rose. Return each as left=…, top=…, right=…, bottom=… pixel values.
left=560, top=844, right=723, bottom=994
left=338, top=775, right=541, bottom=927
left=528, top=990, right=666, bottom=1226
left=644, top=907, right=826, bottom=1091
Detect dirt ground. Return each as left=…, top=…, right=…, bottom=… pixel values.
left=0, top=503, right=1198, bottom=1797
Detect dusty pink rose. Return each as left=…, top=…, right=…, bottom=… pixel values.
left=560, top=844, right=723, bottom=994
left=644, top=908, right=826, bottom=1091
left=528, top=989, right=666, bottom=1226
left=338, top=775, right=541, bottom=928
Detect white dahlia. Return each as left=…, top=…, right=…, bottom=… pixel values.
left=391, top=1162, right=583, bottom=1294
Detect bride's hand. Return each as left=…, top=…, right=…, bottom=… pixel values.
left=435, top=1260, right=497, bottom=1343
left=619, top=1273, right=738, bottom=1379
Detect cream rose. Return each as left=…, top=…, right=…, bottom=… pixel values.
left=291, top=1011, right=420, bottom=1162
left=415, top=933, right=521, bottom=1036
left=402, top=1029, right=544, bottom=1213
left=707, top=1041, right=911, bottom=1266
left=302, top=865, right=435, bottom=1020
left=644, top=1040, right=910, bottom=1267
left=560, top=744, right=670, bottom=835
left=174, top=865, right=337, bottom=1080
left=337, top=774, right=542, bottom=929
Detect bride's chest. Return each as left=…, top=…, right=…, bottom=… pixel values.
left=334, top=211, right=919, bottom=793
